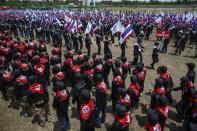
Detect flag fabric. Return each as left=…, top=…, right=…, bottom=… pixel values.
left=64, top=15, right=71, bottom=23
left=155, top=16, right=162, bottom=23
left=110, top=20, right=124, bottom=35
left=64, top=21, right=69, bottom=30
left=71, top=20, right=78, bottom=33
left=68, top=20, right=75, bottom=32
left=91, top=22, right=98, bottom=33
left=77, top=20, right=83, bottom=30
left=85, top=22, right=92, bottom=34
left=55, top=18, right=61, bottom=26
left=119, top=24, right=133, bottom=44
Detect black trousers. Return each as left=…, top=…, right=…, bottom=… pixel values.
left=86, top=45, right=91, bottom=56
left=121, top=46, right=125, bottom=58
left=151, top=56, right=159, bottom=68
left=96, top=43, right=101, bottom=55
left=74, top=42, right=79, bottom=53
left=132, top=55, right=139, bottom=66
left=80, top=41, right=83, bottom=50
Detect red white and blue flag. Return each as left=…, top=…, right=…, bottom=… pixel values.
left=71, top=20, right=78, bottom=33
left=91, top=22, right=99, bottom=33
left=119, top=24, right=133, bottom=44
left=68, top=20, right=75, bottom=32
left=77, top=20, right=83, bottom=30
left=64, top=15, right=71, bottom=23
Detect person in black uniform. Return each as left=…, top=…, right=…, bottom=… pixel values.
left=145, top=24, right=152, bottom=40
left=72, top=33, right=79, bottom=53
left=186, top=62, right=196, bottom=83
left=175, top=35, right=186, bottom=55
left=162, top=38, right=170, bottom=53
left=95, top=30, right=103, bottom=55
left=182, top=89, right=197, bottom=131
left=132, top=37, right=144, bottom=66
left=53, top=82, right=70, bottom=131
left=103, top=53, right=114, bottom=88
left=79, top=89, right=96, bottom=131
left=79, top=31, right=84, bottom=51
left=172, top=76, right=195, bottom=117
left=120, top=40, right=127, bottom=58
left=150, top=42, right=160, bottom=69
left=103, top=36, right=112, bottom=57
left=63, top=31, right=71, bottom=49
left=85, top=34, right=92, bottom=57
left=94, top=74, right=108, bottom=128
left=105, top=104, right=130, bottom=131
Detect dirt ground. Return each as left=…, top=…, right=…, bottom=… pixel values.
left=0, top=28, right=197, bottom=131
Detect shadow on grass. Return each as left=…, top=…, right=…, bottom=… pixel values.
left=140, top=103, right=147, bottom=114
left=106, top=105, right=113, bottom=113
left=71, top=107, right=79, bottom=119
left=168, top=52, right=177, bottom=56
left=135, top=114, right=147, bottom=127
left=145, top=65, right=154, bottom=70
left=182, top=55, right=197, bottom=59
left=53, top=121, right=60, bottom=131
left=165, top=122, right=182, bottom=131
left=168, top=110, right=182, bottom=123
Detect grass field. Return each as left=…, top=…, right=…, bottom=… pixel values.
left=0, top=6, right=197, bottom=131
left=0, top=28, right=197, bottom=131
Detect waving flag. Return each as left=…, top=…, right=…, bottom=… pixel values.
left=64, top=15, right=71, bottom=23
left=68, top=20, right=75, bottom=31
left=55, top=18, right=61, bottom=26
left=64, top=21, right=69, bottom=30
left=85, top=22, right=92, bottom=34
left=155, top=16, right=162, bottom=23
left=71, top=21, right=78, bottom=33
left=77, top=20, right=83, bottom=30
left=111, top=20, right=124, bottom=35
left=91, top=22, right=98, bottom=33
left=119, top=24, right=133, bottom=44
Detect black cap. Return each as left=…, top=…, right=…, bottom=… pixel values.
left=121, top=57, right=127, bottom=62
left=136, top=63, right=144, bottom=71
left=74, top=73, right=82, bottom=80
left=114, top=68, right=121, bottom=76
left=118, top=88, right=126, bottom=96
left=130, top=75, right=138, bottom=83
left=158, top=95, right=168, bottom=106
left=154, top=42, right=159, bottom=46
left=94, top=74, right=103, bottom=82
left=115, top=104, right=127, bottom=117
left=155, top=78, right=164, bottom=87
left=81, top=89, right=91, bottom=102
left=55, top=81, right=65, bottom=90
left=114, top=60, right=121, bottom=67
left=180, top=76, right=189, bottom=84
left=147, top=109, right=159, bottom=125
left=186, top=62, right=195, bottom=69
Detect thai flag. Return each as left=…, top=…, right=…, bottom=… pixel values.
left=64, top=15, right=71, bottom=23
left=91, top=22, right=98, bottom=33
left=55, top=18, right=61, bottom=26
left=119, top=24, right=133, bottom=44
left=44, top=17, right=51, bottom=28
left=64, top=21, right=69, bottom=30
left=71, top=21, right=78, bottom=33
left=68, top=20, right=75, bottom=31
left=77, top=20, right=83, bottom=30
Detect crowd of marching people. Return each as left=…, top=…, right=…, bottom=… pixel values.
left=0, top=9, right=196, bottom=131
